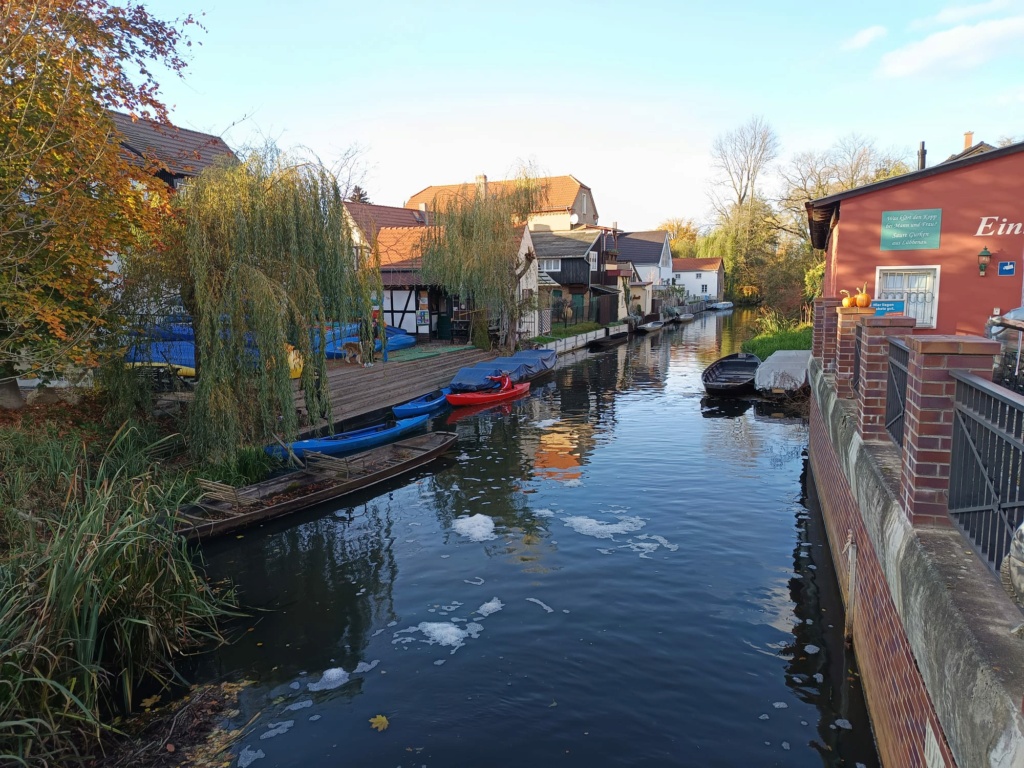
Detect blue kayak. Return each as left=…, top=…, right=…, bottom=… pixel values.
left=393, top=388, right=451, bottom=418
left=267, top=414, right=429, bottom=460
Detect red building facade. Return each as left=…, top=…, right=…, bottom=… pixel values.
left=807, top=144, right=1024, bottom=336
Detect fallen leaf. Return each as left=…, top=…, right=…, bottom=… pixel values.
left=166, top=744, right=175, bottom=753
left=369, top=714, right=389, bottom=732
left=141, top=694, right=161, bottom=708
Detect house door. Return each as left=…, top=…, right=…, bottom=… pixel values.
left=437, top=296, right=453, bottom=340
left=572, top=293, right=584, bottom=322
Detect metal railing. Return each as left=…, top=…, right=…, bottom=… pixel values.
left=948, top=371, right=1024, bottom=574
left=885, top=339, right=910, bottom=446
left=852, top=324, right=863, bottom=395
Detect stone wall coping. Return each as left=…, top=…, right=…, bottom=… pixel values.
left=810, top=356, right=1024, bottom=767
left=859, top=316, right=917, bottom=328
left=907, top=335, right=1001, bottom=356
left=836, top=306, right=877, bottom=316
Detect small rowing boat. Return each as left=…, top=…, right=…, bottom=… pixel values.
left=635, top=320, right=665, bottom=334
left=267, top=414, right=429, bottom=460
left=586, top=331, right=629, bottom=352
left=701, top=352, right=761, bottom=396
left=393, top=388, right=451, bottom=418
left=179, top=431, right=457, bottom=541
left=446, top=377, right=530, bottom=406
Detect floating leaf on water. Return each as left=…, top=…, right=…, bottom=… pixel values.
left=369, top=714, right=389, bottom=732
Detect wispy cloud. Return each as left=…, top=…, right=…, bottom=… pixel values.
left=911, top=0, right=1014, bottom=28
left=879, top=16, right=1024, bottom=77
left=841, top=25, right=888, bottom=50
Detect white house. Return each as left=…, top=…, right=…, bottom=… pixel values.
left=615, top=231, right=673, bottom=286
left=670, top=258, right=724, bottom=301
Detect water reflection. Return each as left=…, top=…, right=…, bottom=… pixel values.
left=186, top=309, right=879, bottom=767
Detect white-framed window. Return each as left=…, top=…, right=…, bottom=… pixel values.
left=588, top=250, right=598, bottom=272
left=875, top=265, right=940, bottom=329
left=701, top=284, right=708, bottom=294
left=540, top=258, right=561, bottom=272
left=581, top=193, right=588, bottom=215
left=696, top=272, right=702, bottom=279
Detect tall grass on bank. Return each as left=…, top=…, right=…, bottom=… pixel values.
left=0, top=424, right=234, bottom=766
left=742, top=308, right=812, bottom=361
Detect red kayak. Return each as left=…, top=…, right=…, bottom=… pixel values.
left=446, top=376, right=530, bottom=406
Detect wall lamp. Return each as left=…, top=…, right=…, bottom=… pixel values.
left=978, top=246, right=992, bottom=276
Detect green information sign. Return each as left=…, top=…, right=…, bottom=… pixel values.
left=880, top=208, right=942, bottom=251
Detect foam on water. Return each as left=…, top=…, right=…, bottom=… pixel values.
left=563, top=515, right=645, bottom=539
left=260, top=720, right=294, bottom=739
left=526, top=597, right=554, bottom=613
left=308, top=668, right=350, bottom=691
left=238, top=746, right=266, bottom=767
left=354, top=660, right=380, bottom=673
left=464, top=576, right=485, bottom=585
left=393, top=620, right=484, bottom=654
left=533, top=508, right=556, bottom=518
left=534, top=419, right=559, bottom=428
left=477, top=597, right=504, bottom=616
left=564, top=479, right=584, bottom=487
left=452, top=514, right=497, bottom=541
left=284, top=699, right=312, bottom=711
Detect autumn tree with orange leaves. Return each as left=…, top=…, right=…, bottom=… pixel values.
left=0, top=0, right=197, bottom=408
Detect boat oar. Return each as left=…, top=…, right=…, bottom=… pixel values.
left=273, top=433, right=304, bottom=469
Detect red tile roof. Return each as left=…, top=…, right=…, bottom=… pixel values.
left=672, top=257, right=723, bottom=272
left=344, top=201, right=427, bottom=241
left=108, top=110, right=234, bottom=178
left=375, top=227, right=426, bottom=269
left=406, top=175, right=587, bottom=214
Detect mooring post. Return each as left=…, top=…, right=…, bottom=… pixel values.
left=842, top=530, right=857, bottom=646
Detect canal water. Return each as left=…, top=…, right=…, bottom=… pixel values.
left=193, top=309, right=881, bottom=767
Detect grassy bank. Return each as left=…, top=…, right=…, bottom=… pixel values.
left=742, top=324, right=812, bottom=360
left=0, top=403, right=241, bottom=766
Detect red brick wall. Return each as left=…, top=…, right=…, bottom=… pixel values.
left=856, top=316, right=917, bottom=441
left=836, top=307, right=876, bottom=398
left=810, top=401, right=957, bottom=768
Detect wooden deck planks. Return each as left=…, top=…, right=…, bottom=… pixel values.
left=294, top=346, right=495, bottom=432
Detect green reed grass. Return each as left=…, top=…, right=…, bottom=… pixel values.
left=0, top=423, right=235, bottom=766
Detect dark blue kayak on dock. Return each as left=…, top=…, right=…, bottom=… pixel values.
left=267, top=414, right=429, bottom=460
left=393, top=388, right=451, bottom=418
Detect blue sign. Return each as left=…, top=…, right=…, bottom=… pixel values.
left=999, top=261, right=1016, bottom=276
left=874, top=300, right=906, bottom=316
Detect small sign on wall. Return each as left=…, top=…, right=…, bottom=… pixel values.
left=880, top=209, right=942, bottom=251
left=998, top=261, right=1016, bottom=276
left=874, top=300, right=906, bottom=316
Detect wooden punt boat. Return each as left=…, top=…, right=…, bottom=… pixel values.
left=446, top=380, right=530, bottom=406
left=701, top=352, right=761, bottom=396
left=678, top=313, right=695, bottom=322
left=586, top=331, right=629, bottom=352
left=635, top=320, right=665, bottom=334
left=393, top=388, right=451, bottom=418
left=177, top=431, right=458, bottom=541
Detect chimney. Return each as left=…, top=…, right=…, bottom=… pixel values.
left=475, top=174, right=488, bottom=199
left=964, top=131, right=974, bottom=150
left=917, top=141, right=927, bottom=170
left=418, top=202, right=429, bottom=225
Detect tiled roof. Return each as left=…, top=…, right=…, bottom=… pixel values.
left=944, top=141, right=997, bottom=163
left=615, top=231, right=668, bottom=265
left=406, top=175, right=587, bottom=214
left=375, top=227, right=426, bottom=269
left=530, top=230, right=600, bottom=259
left=108, top=110, right=234, bottom=177
left=344, top=201, right=427, bottom=241
left=672, top=257, right=722, bottom=272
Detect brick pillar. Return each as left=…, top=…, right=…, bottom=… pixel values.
left=835, top=307, right=875, bottom=398
left=856, top=316, right=917, bottom=440
left=813, top=297, right=842, bottom=367
left=900, top=335, right=1001, bottom=526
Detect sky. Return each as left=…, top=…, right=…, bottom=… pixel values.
left=142, top=0, right=1024, bottom=231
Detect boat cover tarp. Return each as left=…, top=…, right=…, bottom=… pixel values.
left=449, top=366, right=504, bottom=392
left=125, top=340, right=196, bottom=369
left=754, top=350, right=810, bottom=393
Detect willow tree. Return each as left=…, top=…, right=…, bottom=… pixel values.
left=159, top=147, right=379, bottom=461
left=419, top=176, right=539, bottom=352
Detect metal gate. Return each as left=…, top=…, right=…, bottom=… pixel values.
left=885, top=339, right=909, bottom=446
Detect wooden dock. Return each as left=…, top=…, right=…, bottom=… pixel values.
left=293, top=345, right=495, bottom=433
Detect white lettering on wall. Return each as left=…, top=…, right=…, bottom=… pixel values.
left=976, top=216, right=1024, bottom=236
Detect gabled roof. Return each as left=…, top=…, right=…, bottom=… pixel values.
left=806, top=137, right=1024, bottom=249
left=375, top=227, right=425, bottom=269
left=344, top=201, right=427, bottom=241
left=406, top=175, right=589, bottom=214
left=672, top=257, right=722, bottom=273
left=530, top=230, right=600, bottom=260
left=945, top=141, right=997, bottom=163
left=108, top=110, right=234, bottom=178
left=615, top=231, right=668, bottom=265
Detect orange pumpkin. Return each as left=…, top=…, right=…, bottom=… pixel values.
left=854, top=283, right=871, bottom=308
left=840, top=289, right=854, bottom=308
